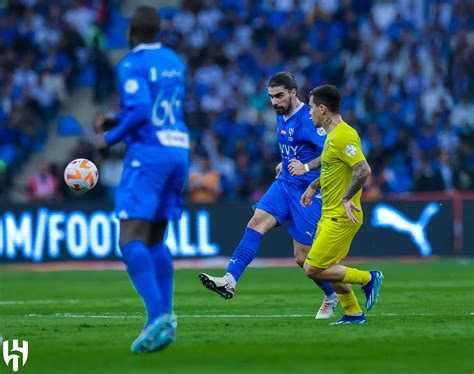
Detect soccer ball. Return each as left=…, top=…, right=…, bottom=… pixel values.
left=64, top=158, right=99, bottom=191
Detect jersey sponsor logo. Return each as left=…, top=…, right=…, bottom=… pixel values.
left=124, top=79, right=139, bottom=94
left=345, top=144, right=357, bottom=156
left=161, top=70, right=183, bottom=78
left=157, top=129, right=190, bottom=149
left=279, top=144, right=298, bottom=157
left=317, top=128, right=326, bottom=136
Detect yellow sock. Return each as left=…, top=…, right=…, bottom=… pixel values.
left=342, top=267, right=371, bottom=285
left=337, top=291, right=362, bottom=315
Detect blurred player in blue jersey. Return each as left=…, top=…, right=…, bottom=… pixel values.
left=94, top=6, right=189, bottom=353
left=199, top=72, right=339, bottom=319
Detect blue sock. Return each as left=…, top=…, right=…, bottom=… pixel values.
left=149, top=243, right=174, bottom=313
left=314, top=280, right=336, bottom=297
left=121, top=240, right=165, bottom=325
left=226, top=227, right=263, bottom=282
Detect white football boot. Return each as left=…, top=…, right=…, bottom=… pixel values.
left=199, top=273, right=235, bottom=299
left=315, top=296, right=339, bottom=319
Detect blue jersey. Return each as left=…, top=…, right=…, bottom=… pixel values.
left=110, top=42, right=189, bottom=222
left=276, top=103, right=326, bottom=189
left=105, top=42, right=189, bottom=164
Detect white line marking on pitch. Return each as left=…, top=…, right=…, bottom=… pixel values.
left=20, top=312, right=474, bottom=319
left=0, top=298, right=139, bottom=305
left=1, top=299, right=81, bottom=305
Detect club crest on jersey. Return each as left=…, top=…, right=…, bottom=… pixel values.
left=124, top=79, right=139, bottom=94
left=345, top=144, right=357, bottom=156
left=288, top=128, right=294, bottom=141
left=317, top=128, right=326, bottom=136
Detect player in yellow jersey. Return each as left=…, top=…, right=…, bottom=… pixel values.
left=299, top=84, right=383, bottom=324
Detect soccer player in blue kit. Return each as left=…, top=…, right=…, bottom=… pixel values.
left=94, top=7, right=188, bottom=353
left=200, top=72, right=339, bottom=319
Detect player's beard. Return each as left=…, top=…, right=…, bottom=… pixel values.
left=274, top=98, right=292, bottom=116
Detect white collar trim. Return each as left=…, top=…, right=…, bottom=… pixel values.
left=283, top=102, right=304, bottom=122
left=132, top=42, right=162, bottom=53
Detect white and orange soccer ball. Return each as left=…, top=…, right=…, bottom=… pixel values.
left=64, top=158, right=99, bottom=191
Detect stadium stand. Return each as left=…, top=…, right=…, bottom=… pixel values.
left=1, top=0, right=473, bottom=203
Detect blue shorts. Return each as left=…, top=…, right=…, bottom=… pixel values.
left=255, top=179, right=322, bottom=246
left=115, top=161, right=188, bottom=222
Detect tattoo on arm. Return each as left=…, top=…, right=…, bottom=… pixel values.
left=307, top=157, right=321, bottom=171
left=342, top=160, right=371, bottom=201
left=310, top=178, right=320, bottom=189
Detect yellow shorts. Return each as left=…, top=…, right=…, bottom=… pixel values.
left=305, top=217, right=361, bottom=269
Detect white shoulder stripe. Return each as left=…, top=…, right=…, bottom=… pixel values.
left=132, top=42, right=162, bottom=53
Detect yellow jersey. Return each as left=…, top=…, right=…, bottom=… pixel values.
left=319, top=121, right=366, bottom=222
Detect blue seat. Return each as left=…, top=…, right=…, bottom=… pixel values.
left=105, top=9, right=129, bottom=49
left=159, top=7, right=177, bottom=20
left=76, top=65, right=96, bottom=88
left=57, top=115, right=82, bottom=136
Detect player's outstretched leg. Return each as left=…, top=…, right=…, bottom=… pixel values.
left=199, top=227, right=263, bottom=299
left=361, top=270, right=384, bottom=311
left=199, top=273, right=235, bottom=299
left=131, top=313, right=177, bottom=353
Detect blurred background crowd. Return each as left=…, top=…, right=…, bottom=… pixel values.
left=0, top=0, right=473, bottom=204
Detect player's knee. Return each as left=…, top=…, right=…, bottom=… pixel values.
left=294, top=245, right=309, bottom=268
left=303, top=263, right=323, bottom=280
left=119, top=220, right=150, bottom=249
left=119, top=230, right=145, bottom=249
left=294, top=256, right=305, bottom=267
left=247, top=216, right=266, bottom=234
left=246, top=218, right=259, bottom=231
left=119, top=237, right=134, bottom=249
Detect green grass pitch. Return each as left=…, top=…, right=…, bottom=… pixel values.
left=1, top=259, right=473, bottom=373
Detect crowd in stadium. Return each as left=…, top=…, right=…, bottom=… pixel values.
left=0, top=0, right=473, bottom=203
left=0, top=0, right=113, bottom=200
